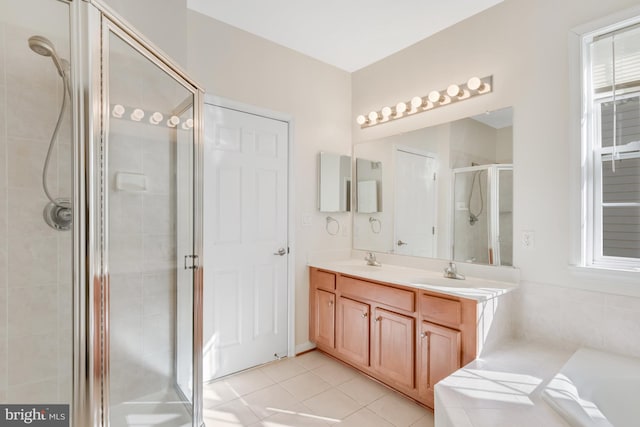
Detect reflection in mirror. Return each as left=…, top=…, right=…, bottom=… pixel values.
left=452, top=165, right=513, bottom=266
left=318, top=152, right=352, bottom=212
left=356, top=158, right=383, bottom=213
left=353, top=107, right=513, bottom=266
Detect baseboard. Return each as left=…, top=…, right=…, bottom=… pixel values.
left=295, top=341, right=316, bottom=355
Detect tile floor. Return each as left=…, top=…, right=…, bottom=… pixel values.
left=203, top=350, right=434, bottom=427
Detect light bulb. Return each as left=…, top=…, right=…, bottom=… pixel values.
left=181, top=118, right=194, bottom=130
left=396, top=102, right=407, bottom=115
left=167, top=116, right=180, bottom=127
left=149, top=112, right=163, bottom=125
left=356, top=115, right=367, bottom=125
left=447, top=84, right=463, bottom=98
left=428, top=91, right=442, bottom=104
left=112, top=104, right=125, bottom=118
left=467, top=76, right=483, bottom=91
left=131, top=108, right=144, bottom=121
left=381, top=106, right=392, bottom=119
left=411, top=96, right=423, bottom=110
left=368, top=111, right=379, bottom=122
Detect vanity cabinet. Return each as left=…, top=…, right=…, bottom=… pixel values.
left=336, top=297, right=370, bottom=366
left=309, top=266, right=477, bottom=409
left=372, top=307, right=415, bottom=390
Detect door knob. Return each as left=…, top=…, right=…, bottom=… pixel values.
left=397, top=240, right=408, bottom=246
left=273, top=248, right=287, bottom=256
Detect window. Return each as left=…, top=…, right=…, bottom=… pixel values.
left=582, top=19, right=640, bottom=270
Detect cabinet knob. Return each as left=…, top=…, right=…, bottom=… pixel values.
left=329, top=300, right=334, bottom=306
left=362, top=312, right=368, bottom=318
left=375, top=316, right=382, bottom=322
left=420, top=332, right=427, bottom=339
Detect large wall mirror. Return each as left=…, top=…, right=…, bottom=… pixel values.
left=353, top=107, right=513, bottom=266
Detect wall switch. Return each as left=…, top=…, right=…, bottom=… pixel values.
left=522, top=231, right=535, bottom=249
left=302, top=214, right=312, bottom=227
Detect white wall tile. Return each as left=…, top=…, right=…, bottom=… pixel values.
left=7, top=137, right=52, bottom=190
left=8, top=285, right=58, bottom=338
left=7, top=187, right=57, bottom=237
left=8, top=333, right=58, bottom=386
left=7, top=235, right=57, bottom=288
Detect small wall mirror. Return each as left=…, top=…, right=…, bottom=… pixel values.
left=356, top=158, right=383, bottom=213
left=318, top=152, right=352, bottom=212
left=353, top=107, right=513, bottom=266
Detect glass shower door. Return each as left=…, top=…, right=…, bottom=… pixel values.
left=103, top=22, right=200, bottom=427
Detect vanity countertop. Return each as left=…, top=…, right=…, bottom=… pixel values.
left=308, top=259, right=517, bottom=302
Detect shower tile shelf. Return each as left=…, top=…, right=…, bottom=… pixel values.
left=308, top=259, right=517, bottom=409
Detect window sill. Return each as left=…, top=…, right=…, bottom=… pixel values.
left=569, top=264, right=640, bottom=286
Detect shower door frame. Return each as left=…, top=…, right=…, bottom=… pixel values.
left=70, top=1, right=205, bottom=426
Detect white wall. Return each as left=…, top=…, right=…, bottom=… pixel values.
left=352, top=0, right=640, bottom=354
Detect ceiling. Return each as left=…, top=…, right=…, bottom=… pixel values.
left=187, top=0, right=504, bottom=72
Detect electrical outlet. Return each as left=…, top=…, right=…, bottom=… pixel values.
left=522, top=231, right=535, bottom=249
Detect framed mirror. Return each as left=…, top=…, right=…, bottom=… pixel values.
left=353, top=107, right=513, bottom=266
left=318, top=152, right=352, bottom=212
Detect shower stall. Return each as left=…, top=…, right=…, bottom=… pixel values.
left=0, top=1, right=204, bottom=426
left=452, top=164, right=513, bottom=266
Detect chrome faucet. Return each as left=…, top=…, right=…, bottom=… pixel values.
left=364, top=252, right=381, bottom=267
left=444, top=262, right=465, bottom=280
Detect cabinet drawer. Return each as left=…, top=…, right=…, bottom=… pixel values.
left=338, top=276, right=414, bottom=312
left=312, top=269, right=336, bottom=291
left=420, top=294, right=461, bottom=327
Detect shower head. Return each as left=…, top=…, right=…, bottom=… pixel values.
left=28, top=35, right=67, bottom=78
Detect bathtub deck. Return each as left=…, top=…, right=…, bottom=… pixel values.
left=435, top=339, right=573, bottom=427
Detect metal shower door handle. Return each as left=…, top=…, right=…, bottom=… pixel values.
left=273, top=248, right=287, bottom=256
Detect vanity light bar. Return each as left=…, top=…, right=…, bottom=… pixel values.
left=356, top=76, right=493, bottom=128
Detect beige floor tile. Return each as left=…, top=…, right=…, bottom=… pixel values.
left=294, top=350, right=333, bottom=370
left=280, top=371, right=332, bottom=401
left=310, top=359, right=357, bottom=386
left=410, top=413, right=435, bottom=427
left=367, top=393, right=429, bottom=427
left=337, top=374, right=390, bottom=406
left=259, top=403, right=333, bottom=427
left=204, top=379, right=240, bottom=408
left=303, top=389, right=361, bottom=421
left=338, top=407, right=394, bottom=427
left=225, top=368, right=275, bottom=396
left=243, top=383, right=301, bottom=419
left=260, top=357, right=307, bottom=383
left=204, top=398, right=260, bottom=427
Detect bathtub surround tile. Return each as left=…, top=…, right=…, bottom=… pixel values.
left=7, top=379, right=59, bottom=404
left=109, top=311, right=143, bottom=364
left=143, top=193, right=175, bottom=235
left=110, top=272, right=143, bottom=317
left=7, top=137, right=53, bottom=190
left=109, top=233, right=143, bottom=275
left=109, top=192, right=143, bottom=235
left=142, top=312, right=173, bottom=355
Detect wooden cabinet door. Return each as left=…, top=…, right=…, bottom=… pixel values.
left=418, top=321, right=461, bottom=405
left=336, top=297, right=370, bottom=366
left=371, top=308, right=415, bottom=389
left=314, top=290, right=335, bottom=348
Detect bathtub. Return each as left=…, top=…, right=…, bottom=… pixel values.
left=542, top=348, right=640, bottom=427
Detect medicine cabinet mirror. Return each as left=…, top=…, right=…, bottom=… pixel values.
left=318, top=152, right=352, bottom=212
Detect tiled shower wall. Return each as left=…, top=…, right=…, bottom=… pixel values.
left=0, top=18, right=72, bottom=403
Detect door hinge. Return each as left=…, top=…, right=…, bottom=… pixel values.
left=184, top=254, right=199, bottom=270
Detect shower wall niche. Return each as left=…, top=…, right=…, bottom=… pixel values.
left=0, top=0, right=72, bottom=404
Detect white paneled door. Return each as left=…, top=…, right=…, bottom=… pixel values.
left=203, top=104, right=289, bottom=381
left=394, top=148, right=437, bottom=257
